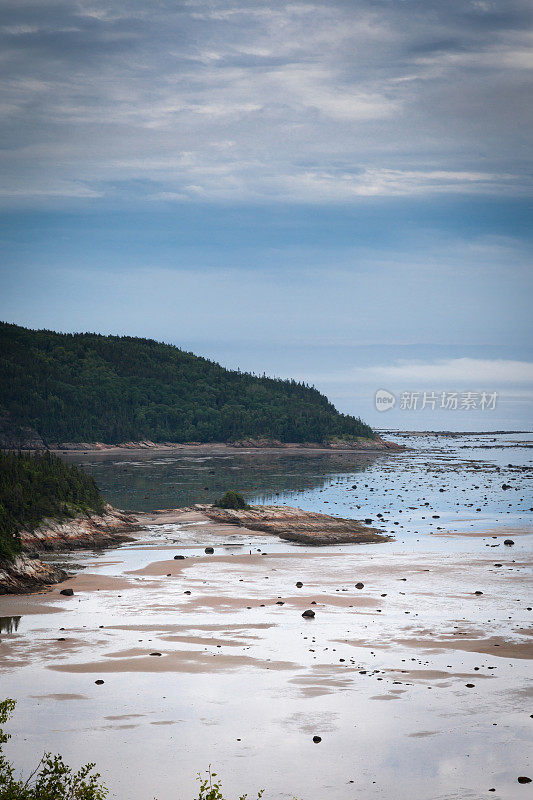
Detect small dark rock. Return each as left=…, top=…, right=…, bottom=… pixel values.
left=150, top=652, right=162, bottom=656
left=504, top=539, right=515, bottom=546
left=355, top=582, right=364, bottom=589
left=302, top=609, right=315, bottom=618
left=517, top=777, right=532, bottom=784
left=364, top=519, right=373, bottom=524
left=312, top=735, right=322, bottom=743
left=95, top=679, right=104, bottom=685
left=205, top=547, right=214, bottom=554
left=60, top=588, right=74, bottom=596
left=174, top=555, right=186, bottom=560
left=296, top=581, right=303, bottom=588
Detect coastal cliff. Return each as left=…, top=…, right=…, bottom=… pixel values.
left=0, top=505, right=139, bottom=594
left=19, top=504, right=139, bottom=552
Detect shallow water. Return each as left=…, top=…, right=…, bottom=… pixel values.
left=0, top=433, right=531, bottom=800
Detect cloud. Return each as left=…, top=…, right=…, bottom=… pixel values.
left=310, top=358, right=533, bottom=387
left=0, top=0, right=531, bottom=204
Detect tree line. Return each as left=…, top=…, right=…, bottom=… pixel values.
left=0, top=322, right=375, bottom=445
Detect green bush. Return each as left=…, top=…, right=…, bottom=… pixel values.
left=214, top=491, right=249, bottom=510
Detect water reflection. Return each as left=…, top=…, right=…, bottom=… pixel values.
left=64, top=450, right=384, bottom=511
left=0, top=616, right=21, bottom=634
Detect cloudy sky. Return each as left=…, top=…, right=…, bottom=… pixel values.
left=1, top=0, right=532, bottom=429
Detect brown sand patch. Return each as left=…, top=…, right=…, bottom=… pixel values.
left=385, top=669, right=494, bottom=682
left=395, top=635, right=533, bottom=660
left=127, top=551, right=327, bottom=577
left=0, top=595, right=63, bottom=615
left=1, top=635, right=99, bottom=670
left=339, top=631, right=533, bottom=660
left=31, top=693, right=89, bottom=701
left=370, top=694, right=401, bottom=700
left=54, top=573, right=135, bottom=592
left=161, top=635, right=256, bottom=647
left=171, top=593, right=382, bottom=612
left=106, top=622, right=273, bottom=633
left=48, top=649, right=297, bottom=674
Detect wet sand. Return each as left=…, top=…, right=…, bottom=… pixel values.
left=0, top=522, right=531, bottom=800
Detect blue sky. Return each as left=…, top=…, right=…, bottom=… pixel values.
left=0, top=0, right=532, bottom=430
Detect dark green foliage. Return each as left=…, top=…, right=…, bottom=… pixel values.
left=0, top=451, right=104, bottom=561
left=214, top=491, right=248, bottom=510
left=0, top=322, right=375, bottom=445
left=0, top=699, right=108, bottom=799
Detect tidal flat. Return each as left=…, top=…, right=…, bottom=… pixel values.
left=0, top=432, right=531, bottom=800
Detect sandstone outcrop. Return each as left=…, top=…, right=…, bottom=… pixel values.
left=19, top=504, right=139, bottom=552
left=196, top=504, right=392, bottom=545
left=0, top=554, right=67, bottom=594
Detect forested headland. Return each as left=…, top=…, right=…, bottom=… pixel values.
left=0, top=322, right=375, bottom=446
left=0, top=450, right=104, bottom=560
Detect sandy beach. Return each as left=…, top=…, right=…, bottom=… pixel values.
left=1, top=517, right=531, bottom=799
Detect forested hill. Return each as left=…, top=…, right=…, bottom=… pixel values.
left=0, top=322, right=375, bottom=446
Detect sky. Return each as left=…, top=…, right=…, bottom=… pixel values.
left=0, top=0, right=532, bottom=430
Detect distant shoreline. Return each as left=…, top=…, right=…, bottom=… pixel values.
left=45, top=437, right=405, bottom=456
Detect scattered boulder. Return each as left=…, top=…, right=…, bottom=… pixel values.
left=94, top=679, right=104, bottom=685
left=204, top=547, right=214, bottom=554
left=174, top=555, right=186, bottom=560
left=302, top=609, right=315, bottom=618
left=517, top=777, right=532, bottom=784
left=504, top=539, right=515, bottom=546
left=312, top=735, right=322, bottom=743
left=60, top=588, right=74, bottom=596
left=296, top=581, right=303, bottom=588
left=355, top=582, right=364, bottom=589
